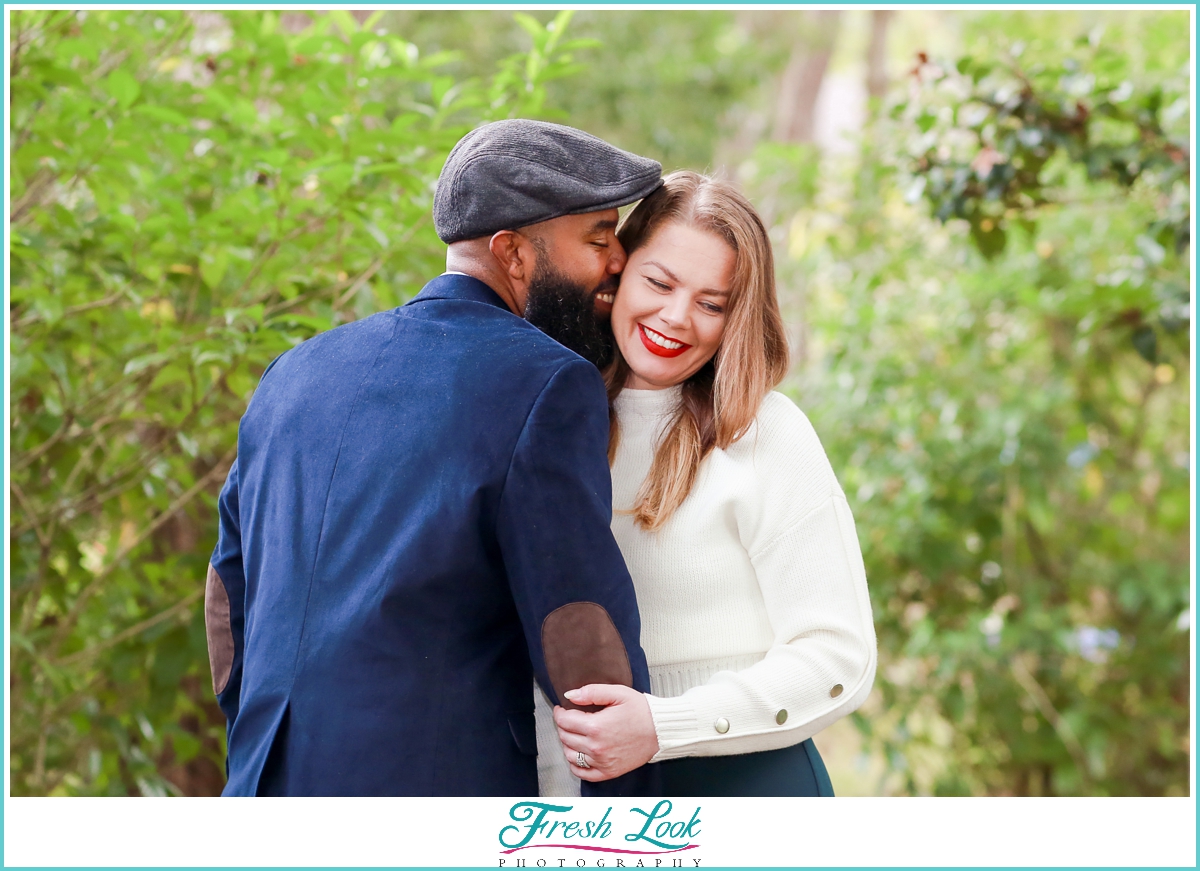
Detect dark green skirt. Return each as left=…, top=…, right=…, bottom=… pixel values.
left=658, top=738, right=834, bottom=797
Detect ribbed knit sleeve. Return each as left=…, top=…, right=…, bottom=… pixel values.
left=645, top=393, right=876, bottom=761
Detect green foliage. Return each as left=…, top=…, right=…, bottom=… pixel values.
left=903, top=37, right=1189, bottom=263
left=757, top=22, right=1189, bottom=795
left=899, top=33, right=1190, bottom=381
left=8, top=8, right=578, bottom=796
left=543, top=11, right=775, bottom=171
left=382, top=10, right=772, bottom=170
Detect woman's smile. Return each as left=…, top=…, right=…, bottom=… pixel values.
left=637, top=323, right=692, bottom=357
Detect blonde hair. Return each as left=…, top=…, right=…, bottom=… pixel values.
left=606, top=171, right=789, bottom=530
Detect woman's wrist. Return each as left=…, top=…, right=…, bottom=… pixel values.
left=644, top=692, right=700, bottom=760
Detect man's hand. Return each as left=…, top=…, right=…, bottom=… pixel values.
left=553, top=684, right=659, bottom=782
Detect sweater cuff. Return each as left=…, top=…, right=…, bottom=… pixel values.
left=646, top=693, right=699, bottom=762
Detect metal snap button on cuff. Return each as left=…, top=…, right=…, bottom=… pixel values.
left=714, top=717, right=730, bottom=734
left=775, top=709, right=788, bottom=725
left=830, top=684, right=844, bottom=698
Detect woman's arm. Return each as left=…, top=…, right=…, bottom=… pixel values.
left=646, top=490, right=876, bottom=760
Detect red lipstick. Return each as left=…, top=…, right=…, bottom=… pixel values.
left=638, top=324, right=692, bottom=358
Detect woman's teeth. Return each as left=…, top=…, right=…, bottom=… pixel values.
left=643, top=326, right=684, bottom=350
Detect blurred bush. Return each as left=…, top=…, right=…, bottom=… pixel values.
left=754, top=21, right=1190, bottom=795
left=381, top=9, right=776, bottom=171
left=8, top=8, right=585, bottom=795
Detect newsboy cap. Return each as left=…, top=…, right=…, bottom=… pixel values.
left=433, top=119, right=663, bottom=244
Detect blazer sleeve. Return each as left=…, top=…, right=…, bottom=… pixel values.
left=645, top=402, right=877, bottom=761
left=206, top=351, right=284, bottom=739
left=496, top=357, right=659, bottom=797
left=207, top=459, right=247, bottom=745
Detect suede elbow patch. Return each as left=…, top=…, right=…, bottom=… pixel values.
left=541, top=602, right=634, bottom=712
left=205, top=564, right=234, bottom=695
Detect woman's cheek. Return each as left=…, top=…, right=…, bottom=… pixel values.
left=611, top=296, right=641, bottom=356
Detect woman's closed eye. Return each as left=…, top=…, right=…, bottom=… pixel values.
left=646, top=277, right=671, bottom=291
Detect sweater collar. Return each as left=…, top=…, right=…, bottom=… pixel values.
left=615, top=384, right=684, bottom=418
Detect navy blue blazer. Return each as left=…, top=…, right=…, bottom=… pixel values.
left=207, top=274, right=656, bottom=796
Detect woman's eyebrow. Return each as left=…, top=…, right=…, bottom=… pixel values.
left=642, top=260, right=680, bottom=282
left=643, top=260, right=730, bottom=296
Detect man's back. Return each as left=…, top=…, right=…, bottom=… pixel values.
left=210, top=274, right=648, bottom=795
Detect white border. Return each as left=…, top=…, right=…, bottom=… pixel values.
left=3, top=796, right=1198, bottom=867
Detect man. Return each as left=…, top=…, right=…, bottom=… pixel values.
left=205, top=120, right=662, bottom=796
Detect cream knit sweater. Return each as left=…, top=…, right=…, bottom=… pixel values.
left=536, top=386, right=877, bottom=797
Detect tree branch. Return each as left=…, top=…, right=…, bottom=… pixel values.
left=1022, top=517, right=1062, bottom=584
left=235, top=212, right=331, bottom=300
left=55, top=588, right=204, bottom=668
left=1010, top=657, right=1092, bottom=785
left=10, top=169, right=60, bottom=223
left=10, top=479, right=51, bottom=551
left=46, top=445, right=237, bottom=658
left=333, top=254, right=386, bottom=311
left=14, top=289, right=127, bottom=330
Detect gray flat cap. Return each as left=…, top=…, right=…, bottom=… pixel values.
left=434, top=119, right=662, bottom=244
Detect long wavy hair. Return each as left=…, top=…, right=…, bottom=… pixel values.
left=606, top=170, right=789, bottom=530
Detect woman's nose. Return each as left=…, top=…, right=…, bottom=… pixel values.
left=658, top=294, right=690, bottom=327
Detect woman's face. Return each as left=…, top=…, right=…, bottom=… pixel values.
left=611, top=221, right=736, bottom=391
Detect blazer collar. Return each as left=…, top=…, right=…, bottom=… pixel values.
left=407, top=273, right=513, bottom=312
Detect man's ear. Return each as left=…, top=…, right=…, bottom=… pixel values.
left=488, top=230, right=536, bottom=283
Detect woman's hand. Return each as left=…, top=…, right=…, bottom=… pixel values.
left=553, top=684, right=660, bottom=782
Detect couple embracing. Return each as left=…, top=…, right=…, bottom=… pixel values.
left=205, top=119, right=877, bottom=798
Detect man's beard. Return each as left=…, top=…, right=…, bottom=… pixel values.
left=523, top=263, right=616, bottom=369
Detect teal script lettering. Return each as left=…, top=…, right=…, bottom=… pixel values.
left=624, top=801, right=700, bottom=850
left=500, top=802, right=575, bottom=849
left=499, top=803, right=614, bottom=849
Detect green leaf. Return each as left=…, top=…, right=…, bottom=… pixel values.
left=513, top=13, right=546, bottom=42
left=40, top=64, right=86, bottom=90
left=364, top=222, right=389, bottom=249
left=559, top=38, right=604, bottom=52
left=1131, top=325, right=1157, bottom=363
left=359, top=10, right=385, bottom=32
left=969, top=221, right=1008, bottom=259
left=133, top=105, right=189, bottom=126
left=124, top=352, right=169, bottom=376
left=545, top=10, right=575, bottom=53
left=106, top=69, right=141, bottom=109
left=266, top=313, right=331, bottom=332
left=199, top=246, right=229, bottom=290
left=149, top=364, right=190, bottom=391
left=33, top=294, right=64, bottom=325
left=328, top=9, right=358, bottom=39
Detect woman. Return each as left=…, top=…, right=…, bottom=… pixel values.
left=533, top=171, right=877, bottom=797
